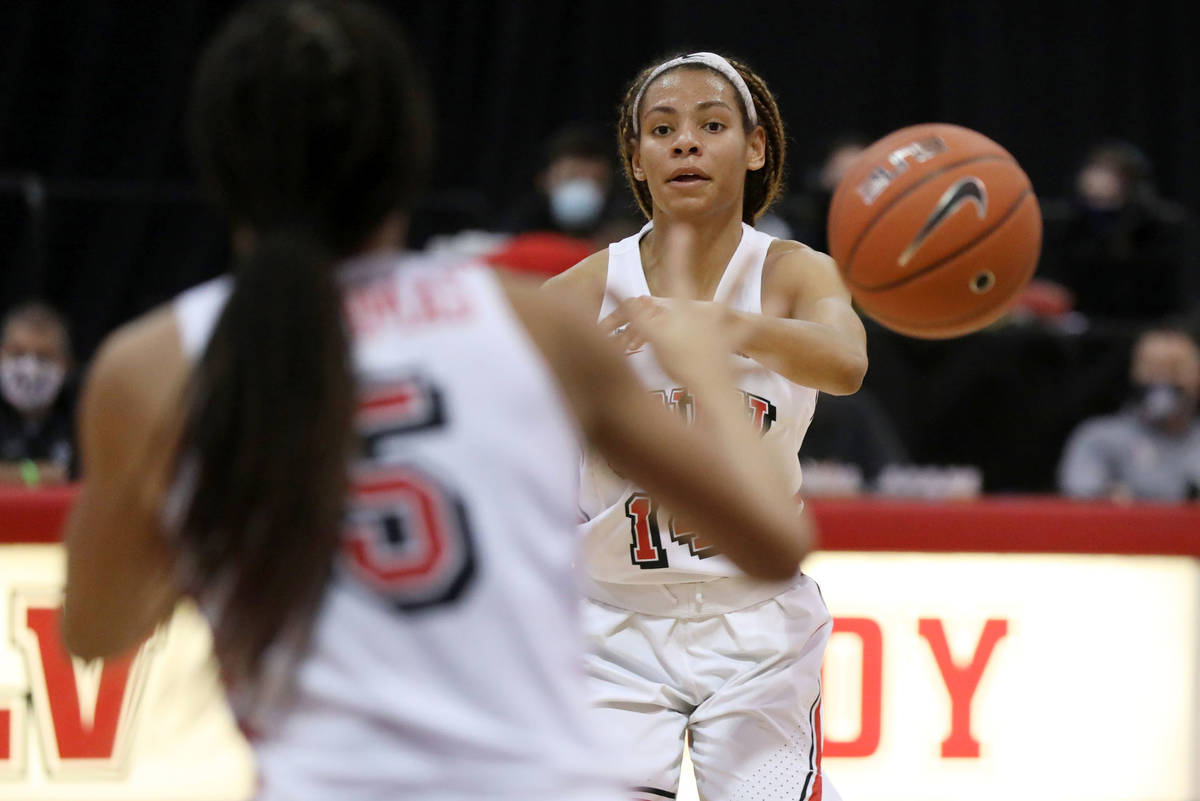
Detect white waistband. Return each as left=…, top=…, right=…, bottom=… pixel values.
left=581, top=572, right=805, bottom=618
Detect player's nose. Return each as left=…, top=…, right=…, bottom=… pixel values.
left=672, top=126, right=701, bottom=156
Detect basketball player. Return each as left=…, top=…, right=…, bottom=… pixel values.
left=58, top=5, right=812, bottom=800
left=544, top=53, right=868, bottom=800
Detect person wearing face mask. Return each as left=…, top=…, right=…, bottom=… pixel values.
left=1036, top=140, right=1198, bottom=322
left=489, top=125, right=641, bottom=278
left=1058, top=328, right=1200, bottom=501
left=0, top=301, right=77, bottom=486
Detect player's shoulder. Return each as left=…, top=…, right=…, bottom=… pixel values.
left=83, top=304, right=189, bottom=434
left=542, top=248, right=608, bottom=291
left=92, top=304, right=184, bottom=384
left=764, top=237, right=842, bottom=289
left=539, top=248, right=609, bottom=318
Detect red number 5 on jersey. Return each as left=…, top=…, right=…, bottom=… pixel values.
left=341, top=377, right=476, bottom=611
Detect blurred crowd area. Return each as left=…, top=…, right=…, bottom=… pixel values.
left=4, top=127, right=1199, bottom=500
left=4, top=2, right=1200, bottom=500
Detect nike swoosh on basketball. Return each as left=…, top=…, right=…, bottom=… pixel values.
left=897, top=176, right=987, bottom=267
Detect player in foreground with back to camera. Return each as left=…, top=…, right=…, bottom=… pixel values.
left=545, top=52, right=868, bottom=800
left=57, top=5, right=814, bottom=800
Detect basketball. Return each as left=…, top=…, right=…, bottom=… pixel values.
left=826, top=123, right=1042, bottom=339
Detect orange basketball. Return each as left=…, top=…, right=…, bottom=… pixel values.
left=826, top=123, right=1042, bottom=339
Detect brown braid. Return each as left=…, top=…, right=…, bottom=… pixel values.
left=616, top=54, right=786, bottom=225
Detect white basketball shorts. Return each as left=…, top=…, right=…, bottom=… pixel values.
left=583, top=575, right=838, bottom=801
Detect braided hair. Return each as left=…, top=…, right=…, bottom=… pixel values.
left=616, top=54, right=786, bottom=225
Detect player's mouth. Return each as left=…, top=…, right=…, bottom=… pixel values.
left=667, top=168, right=711, bottom=184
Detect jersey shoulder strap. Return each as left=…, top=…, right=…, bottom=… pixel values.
left=599, top=222, right=653, bottom=319
left=173, top=275, right=233, bottom=359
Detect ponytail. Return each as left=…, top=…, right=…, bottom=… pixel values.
left=182, top=0, right=431, bottom=690
left=177, top=229, right=353, bottom=683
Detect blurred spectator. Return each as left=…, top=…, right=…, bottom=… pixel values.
left=500, top=124, right=629, bottom=241
left=781, top=132, right=870, bottom=253
left=800, top=388, right=908, bottom=492
left=0, top=301, right=77, bottom=486
left=1037, top=139, right=1198, bottom=322
left=492, top=124, right=640, bottom=277
left=1058, top=328, right=1200, bottom=501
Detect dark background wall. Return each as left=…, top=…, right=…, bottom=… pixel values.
left=1, top=0, right=1196, bottom=491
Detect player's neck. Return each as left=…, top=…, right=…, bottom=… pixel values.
left=642, top=212, right=745, bottom=301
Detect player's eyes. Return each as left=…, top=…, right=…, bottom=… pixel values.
left=651, top=124, right=671, bottom=136
left=703, top=121, right=725, bottom=133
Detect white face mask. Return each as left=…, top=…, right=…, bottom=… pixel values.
left=0, top=355, right=65, bottom=413
left=548, top=178, right=605, bottom=231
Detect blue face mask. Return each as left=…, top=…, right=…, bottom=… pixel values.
left=1131, top=382, right=1192, bottom=427
left=548, top=178, right=605, bottom=231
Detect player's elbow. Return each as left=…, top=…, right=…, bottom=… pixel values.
left=60, top=609, right=110, bottom=662
left=734, top=516, right=813, bottom=581
left=60, top=588, right=165, bottom=663
left=824, top=350, right=868, bottom=396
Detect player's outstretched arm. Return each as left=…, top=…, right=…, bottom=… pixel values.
left=502, top=273, right=809, bottom=580
left=61, top=309, right=187, bottom=660
left=540, top=249, right=609, bottom=319
left=596, top=242, right=867, bottom=395
left=735, top=243, right=868, bottom=394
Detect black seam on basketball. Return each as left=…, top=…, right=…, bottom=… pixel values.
left=851, top=188, right=1034, bottom=293
left=872, top=294, right=1007, bottom=336
left=844, top=154, right=1018, bottom=279
left=867, top=239, right=1039, bottom=334
left=633, top=787, right=677, bottom=799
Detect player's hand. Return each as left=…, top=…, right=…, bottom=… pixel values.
left=600, top=296, right=733, bottom=354
left=603, top=225, right=761, bottom=387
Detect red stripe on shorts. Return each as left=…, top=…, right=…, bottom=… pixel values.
left=811, top=699, right=824, bottom=801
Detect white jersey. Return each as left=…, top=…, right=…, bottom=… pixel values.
left=579, top=222, right=818, bottom=585
left=173, top=253, right=623, bottom=801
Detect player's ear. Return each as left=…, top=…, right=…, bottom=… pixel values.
left=631, top=142, right=647, bottom=182
left=746, top=126, right=766, bottom=172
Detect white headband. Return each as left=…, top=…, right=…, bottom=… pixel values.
left=631, top=52, right=758, bottom=136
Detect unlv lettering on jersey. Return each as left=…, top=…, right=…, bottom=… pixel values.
left=741, top=390, right=777, bottom=434
left=628, top=388, right=777, bottom=568
left=654, top=387, right=776, bottom=435
left=342, top=375, right=477, bottom=611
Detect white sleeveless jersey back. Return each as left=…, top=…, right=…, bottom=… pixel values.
left=579, top=222, right=818, bottom=585
left=173, top=253, right=623, bottom=801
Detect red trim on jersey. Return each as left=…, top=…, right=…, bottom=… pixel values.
left=811, top=699, right=824, bottom=801
left=360, top=388, right=415, bottom=414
